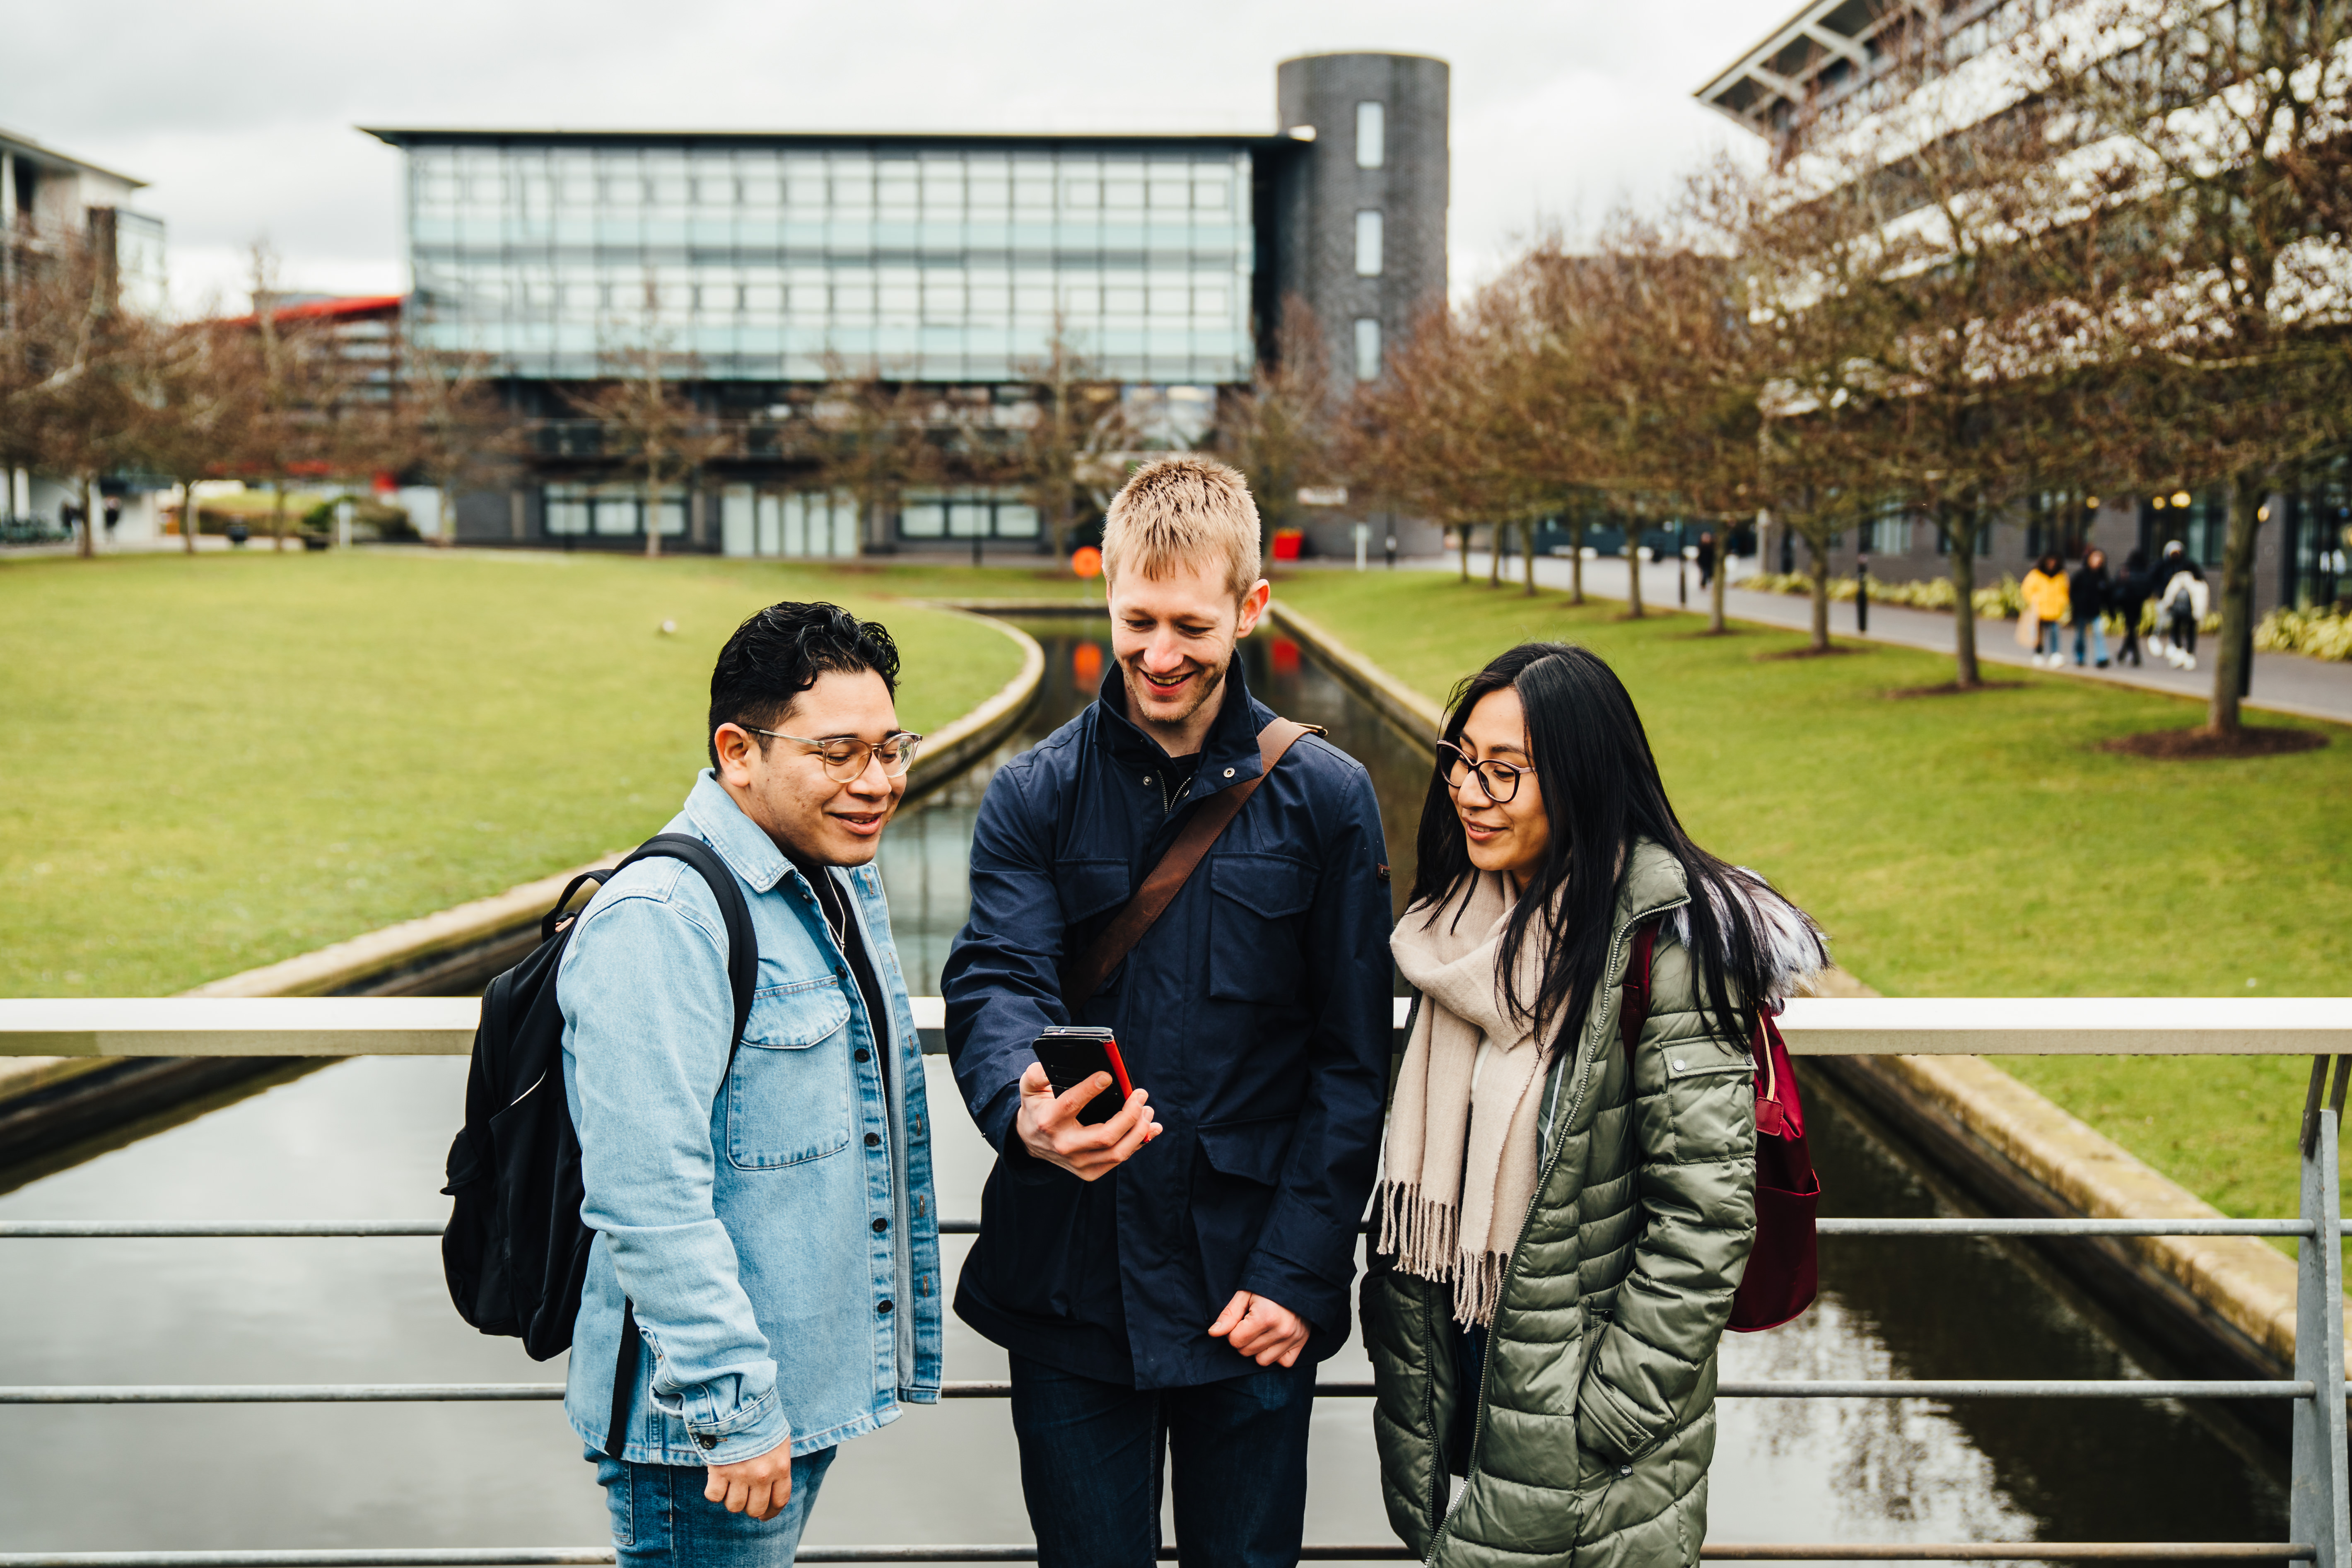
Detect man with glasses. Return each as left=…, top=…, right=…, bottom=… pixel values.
left=559, top=601, right=941, bottom=1568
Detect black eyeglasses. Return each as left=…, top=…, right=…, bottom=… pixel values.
left=745, top=728, right=924, bottom=782
left=1437, top=741, right=1529, bottom=804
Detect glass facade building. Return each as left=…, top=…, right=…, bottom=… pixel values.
left=389, top=135, right=1260, bottom=385
left=364, top=55, right=1450, bottom=556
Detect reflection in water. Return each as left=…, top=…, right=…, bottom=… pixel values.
left=0, top=614, right=2287, bottom=1560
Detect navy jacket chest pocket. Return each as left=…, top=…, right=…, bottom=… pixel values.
left=725, top=976, right=854, bottom=1170
left=1206, top=853, right=1317, bottom=1004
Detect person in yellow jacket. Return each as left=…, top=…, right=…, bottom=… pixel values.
left=2021, top=553, right=2071, bottom=668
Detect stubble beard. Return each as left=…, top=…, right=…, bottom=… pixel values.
left=1122, top=652, right=1229, bottom=736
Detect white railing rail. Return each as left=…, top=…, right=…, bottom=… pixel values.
left=5, top=996, right=2348, bottom=1568
left=5, top=995, right=2350, bottom=1059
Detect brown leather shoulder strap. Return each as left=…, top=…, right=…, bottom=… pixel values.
left=1061, top=717, right=1323, bottom=1013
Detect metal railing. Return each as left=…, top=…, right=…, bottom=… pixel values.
left=3, top=996, right=2347, bottom=1567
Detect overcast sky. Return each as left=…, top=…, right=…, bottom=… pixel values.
left=5, top=0, right=1774, bottom=315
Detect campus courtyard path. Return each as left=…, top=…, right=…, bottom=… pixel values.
left=1368, top=551, right=2352, bottom=726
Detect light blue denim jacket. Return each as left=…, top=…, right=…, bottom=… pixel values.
left=557, top=771, right=942, bottom=1465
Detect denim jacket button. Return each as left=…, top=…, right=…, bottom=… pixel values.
left=872, top=1217, right=888, bottom=1233
left=854, top=1047, right=871, bottom=1062
left=864, top=1132, right=881, bottom=1147
left=877, top=1299, right=894, bottom=1315
left=695, top=1433, right=716, bottom=1450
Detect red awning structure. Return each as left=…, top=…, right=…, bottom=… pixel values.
left=222, top=294, right=406, bottom=329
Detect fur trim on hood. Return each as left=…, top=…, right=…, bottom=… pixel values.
left=1668, top=871, right=1829, bottom=1004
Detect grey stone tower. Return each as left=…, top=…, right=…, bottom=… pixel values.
left=1272, top=53, right=1450, bottom=393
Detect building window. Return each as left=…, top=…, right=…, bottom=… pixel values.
left=897, top=487, right=1040, bottom=542
left=543, top=483, right=686, bottom=538
left=753, top=491, right=859, bottom=557
left=1357, top=102, right=1385, bottom=169
left=1355, top=210, right=1384, bottom=277
left=1861, top=502, right=1908, bottom=555
left=1353, top=317, right=1382, bottom=383
left=545, top=484, right=592, bottom=536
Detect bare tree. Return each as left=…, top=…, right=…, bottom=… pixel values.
left=2018, top=0, right=2352, bottom=733
left=1344, top=299, right=1554, bottom=592
left=1215, top=297, right=1333, bottom=572
left=0, top=229, right=150, bottom=557
left=804, top=359, right=942, bottom=555
left=1003, top=318, right=1132, bottom=560
left=567, top=316, right=734, bottom=559
left=231, top=246, right=382, bottom=550
left=127, top=317, right=260, bottom=552
left=392, top=345, right=526, bottom=545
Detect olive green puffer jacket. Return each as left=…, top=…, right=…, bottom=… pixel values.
left=1363, top=838, right=1783, bottom=1568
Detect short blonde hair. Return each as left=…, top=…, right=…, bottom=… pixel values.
left=1100, top=456, right=1264, bottom=602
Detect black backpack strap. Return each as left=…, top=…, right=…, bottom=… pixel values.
left=600, top=832, right=762, bottom=1462
left=542, top=868, right=615, bottom=942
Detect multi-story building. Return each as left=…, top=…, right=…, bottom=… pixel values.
left=1695, top=3, right=2349, bottom=614
left=364, top=51, right=1450, bottom=558
left=2, top=128, right=169, bottom=540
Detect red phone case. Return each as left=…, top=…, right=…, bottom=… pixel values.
left=1098, top=1039, right=1134, bottom=1101
left=1037, top=1030, right=1134, bottom=1123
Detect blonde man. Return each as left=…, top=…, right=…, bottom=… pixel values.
left=943, top=457, right=1393, bottom=1568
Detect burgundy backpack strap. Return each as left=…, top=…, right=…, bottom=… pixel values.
left=1619, top=919, right=1659, bottom=1053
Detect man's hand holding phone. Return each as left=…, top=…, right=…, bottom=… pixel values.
left=1016, top=1061, right=1160, bottom=1180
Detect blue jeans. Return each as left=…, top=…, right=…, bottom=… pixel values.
left=1007, top=1352, right=1317, bottom=1568
left=2038, top=620, right=2065, bottom=657
left=2073, top=618, right=2108, bottom=665
left=590, top=1446, right=836, bottom=1568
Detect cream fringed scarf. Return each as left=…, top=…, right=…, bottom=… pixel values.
left=1379, top=873, right=1561, bottom=1327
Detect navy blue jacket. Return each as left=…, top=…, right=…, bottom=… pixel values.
left=941, top=657, right=1393, bottom=1389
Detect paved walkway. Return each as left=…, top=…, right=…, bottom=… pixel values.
left=1356, top=552, right=2352, bottom=727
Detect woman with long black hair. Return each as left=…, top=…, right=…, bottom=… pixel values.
left=1363, top=642, right=1824, bottom=1568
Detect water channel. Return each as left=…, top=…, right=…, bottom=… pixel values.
left=0, top=619, right=2288, bottom=1562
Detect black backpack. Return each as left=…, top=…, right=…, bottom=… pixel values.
left=440, top=833, right=757, bottom=1458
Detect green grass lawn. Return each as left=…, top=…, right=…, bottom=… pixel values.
left=0, top=550, right=1030, bottom=997
left=1271, top=569, right=2350, bottom=1235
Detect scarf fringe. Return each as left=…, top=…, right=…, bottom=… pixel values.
left=1377, top=1179, right=1513, bottom=1327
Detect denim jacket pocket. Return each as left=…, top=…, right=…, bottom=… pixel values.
left=726, top=977, right=854, bottom=1170
left=1206, top=854, right=1317, bottom=1004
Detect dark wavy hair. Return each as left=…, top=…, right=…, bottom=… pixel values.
left=707, top=601, right=901, bottom=767
left=1408, top=642, right=1795, bottom=1055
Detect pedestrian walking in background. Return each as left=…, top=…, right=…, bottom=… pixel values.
left=2022, top=554, right=2072, bottom=668
left=2070, top=548, right=2112, bottom=668
left=1696, top=530, right=1718, bottom=589
left=2113, top=548, right=2153, bottom=667
left=2154, top=541, right=2208, bottom=670
left=1363, top=642, right=1825, bottom=1568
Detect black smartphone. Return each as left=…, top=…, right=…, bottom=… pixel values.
left=1032, top=1025, right=1136, bottom=1126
